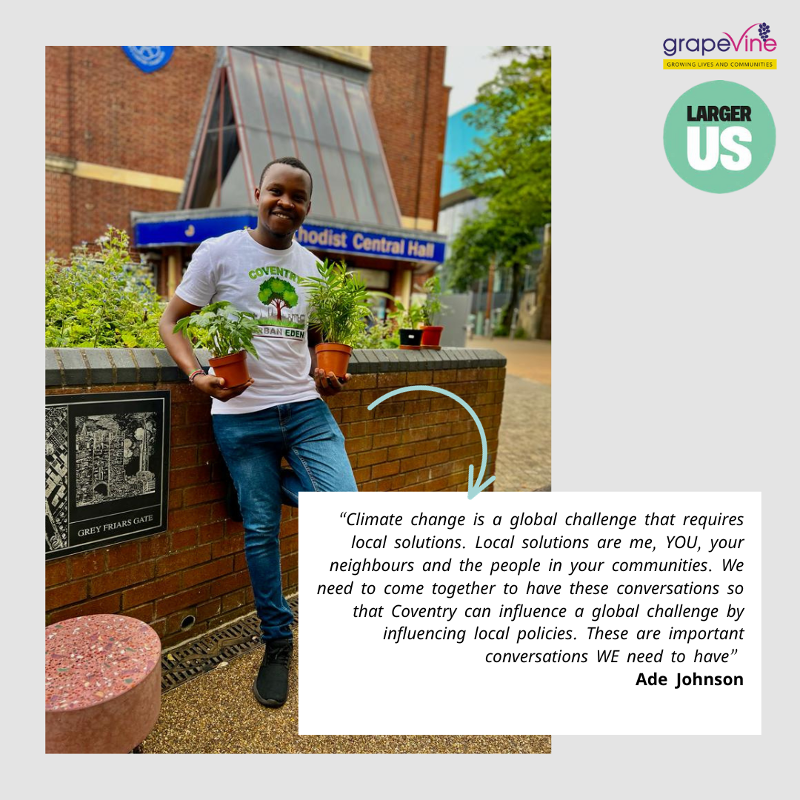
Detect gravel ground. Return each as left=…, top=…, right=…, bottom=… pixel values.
left=143, top=633, right=550, bottom=754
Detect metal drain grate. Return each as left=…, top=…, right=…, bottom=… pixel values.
left=160, top=595, right=298, bottom=693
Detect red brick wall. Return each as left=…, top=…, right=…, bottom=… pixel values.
left=46, top=46, right=217, bottom=174
left=44, top=363, right=503, bottom=648
left=370, top=46, right=448, bottom=226
left=45, top=47, right=448, bottom=256
left=45, top=46, right=217, bottom=256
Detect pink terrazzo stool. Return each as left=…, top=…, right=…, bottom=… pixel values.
left=45, top=614, right=162, bottom=754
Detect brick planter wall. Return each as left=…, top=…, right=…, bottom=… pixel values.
left=45, top=347, right=506, bottom=648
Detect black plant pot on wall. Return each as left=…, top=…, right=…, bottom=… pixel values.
left=398, top=329, right=422, bottom=350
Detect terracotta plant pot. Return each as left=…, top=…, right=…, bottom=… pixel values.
left=420, top=325, right=444, bottom=349
left=208, top=350, right=250, bottom=388
left=316, top=343, right=352, bottom=379
left=399, top=329, right=422, bottom=350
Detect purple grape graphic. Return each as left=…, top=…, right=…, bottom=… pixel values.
left=758, top=23, right=771, bottom=42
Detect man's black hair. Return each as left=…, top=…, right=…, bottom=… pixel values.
left=259, top=157, right=313, bottom=197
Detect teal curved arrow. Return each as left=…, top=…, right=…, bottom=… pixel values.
left=368, top=385, right=496, bottom=499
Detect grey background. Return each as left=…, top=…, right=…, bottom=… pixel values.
left=549, top=10, right=796, bottom=797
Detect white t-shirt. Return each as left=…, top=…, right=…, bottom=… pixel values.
left=175, top=229, right=322, bottom=415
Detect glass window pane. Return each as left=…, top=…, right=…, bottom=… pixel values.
left=323, top=76, right=359, bottom=151
left=342, top=152, right=378, bottom=225
left=319, top=144, right=355, bottom=221
left=255, top=58, right=292, bottom=136
left=212, top=127, right=249, bottom=208
left=230, top=50, right=267, bottom=131
left=189, top=130, right=219, bottom=208
left=246, top=128, right=274, bottom=192
left=270, top=132, right=296, bottom=161
left=365, top=154, right=400, bottom=226
left=280, top=63, right=315, bottom=141
left=346, top=83, right=379, bottom=154
left=295, top=139, right=332, bottom=218
left=303, top=71, right=337, bottom=146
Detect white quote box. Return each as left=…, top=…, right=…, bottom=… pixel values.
left=298, top=492, right=760, bottom=735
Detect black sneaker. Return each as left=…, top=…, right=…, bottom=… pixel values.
left=253, top=639, right=293, bottom=707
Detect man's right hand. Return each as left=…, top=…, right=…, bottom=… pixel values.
left=193, top=373, right=254, bottom=401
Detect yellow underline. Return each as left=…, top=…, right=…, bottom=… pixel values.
left=663, top=59, right=776, bottom=70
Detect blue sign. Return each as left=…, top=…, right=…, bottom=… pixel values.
left=122, top=47, right=175, bottom=73
left=134, top=215, right=256, bottom=247
left=134, top=216, right=446, bottom=264
left=295, top=223, right=445, bottom=264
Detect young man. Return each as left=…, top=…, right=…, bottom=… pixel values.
left=159, top=157, right=358, bottom=708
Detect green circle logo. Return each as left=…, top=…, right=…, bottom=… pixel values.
left=663, top=80, right=775, bottom=193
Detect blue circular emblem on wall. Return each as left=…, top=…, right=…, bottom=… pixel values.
left=122, top=47, right=175, bottom=73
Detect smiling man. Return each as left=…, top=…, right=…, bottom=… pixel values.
left=159, top=156, right=358, bottom=709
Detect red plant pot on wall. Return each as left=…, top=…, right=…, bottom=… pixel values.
left=420, top=326, right=444, bottom=349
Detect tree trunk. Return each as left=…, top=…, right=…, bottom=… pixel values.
left=501, top=262, right=524, bottom=332
left=534, top=228, right=551, bottom=340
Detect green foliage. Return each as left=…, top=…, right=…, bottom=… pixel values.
left=172, top=301, right=262, bottom=359
left=458, top=46, right=551, bottom=212
left=351, top=319, right=399, bottom=350
left=513, top=324, right=528, bottom=340
left=45, top=228, right=164, bottom=348
left=416, top=274, right=443, bottom=326
left=298, top=260, right=371, bottom=347
left=388, top=298, right=425, bottom=330
left=446, top=47, right=551, bottom=329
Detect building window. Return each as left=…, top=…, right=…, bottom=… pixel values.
left=184, top=47, right=401, bottom=227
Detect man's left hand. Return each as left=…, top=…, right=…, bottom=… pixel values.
left=314, top=369, right=351, bottom=397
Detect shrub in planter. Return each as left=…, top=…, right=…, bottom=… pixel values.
left=352, top=319, right=400, bottom=350
left=172, top=301, right=261, bottom=388
left=45, top=227, right=164, bottom=348
left=298, top=260, right=371, bottom=378
left=388, top=299, right=425, bottom=350
left=418, top=274, right=444, bottom=349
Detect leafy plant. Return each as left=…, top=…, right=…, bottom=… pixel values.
left=352, top=319, right=399, bottom=349
left=45, top=227, right=164, bottom=348
left=172, top=301, right=261, bottom=359
left=416, top=274, right=443, bottom=326
left=388, top=298, right=425, bottom=330
left=298, top=260, right=371, bottom=347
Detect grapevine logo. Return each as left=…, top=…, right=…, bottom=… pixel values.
left=663, top=81, right=775, bottom=193
left=663, top=22, right=775, bottom=57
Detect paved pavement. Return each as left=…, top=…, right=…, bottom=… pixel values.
left=470, top=336, right=551, bottom=492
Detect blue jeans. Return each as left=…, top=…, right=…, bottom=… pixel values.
left=212, top=398, right=357, bottom=642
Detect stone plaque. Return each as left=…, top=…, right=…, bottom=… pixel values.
left=45, top=391, right=170, bottom=560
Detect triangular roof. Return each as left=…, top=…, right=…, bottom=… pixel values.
left=181, top=47, right=401, bottom=228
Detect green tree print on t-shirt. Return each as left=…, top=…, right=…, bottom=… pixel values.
left=259, top=277, right=299, bottom=322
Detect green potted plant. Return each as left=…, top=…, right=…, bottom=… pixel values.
left=298, top=259, right=371, bottom=378
left=418, top=274, right=444, bottom=349
left=172, top=301, right=261, bottom=388
left=388, top=298, right=425, bottom=350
